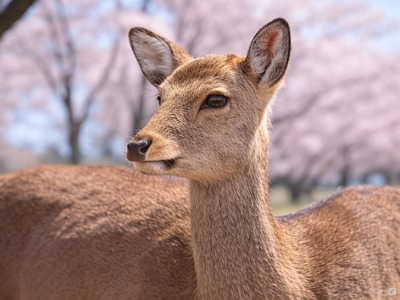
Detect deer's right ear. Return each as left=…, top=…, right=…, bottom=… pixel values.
left=129, top=28, right=191, bottom=87
left=245, top=18, right=291, bottom=88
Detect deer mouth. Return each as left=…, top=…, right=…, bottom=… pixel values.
left=134, top=158, right=177, bottom=174
left=161, top=159, right=176, bottom=168
left=146, top=159, right=176, bottom=168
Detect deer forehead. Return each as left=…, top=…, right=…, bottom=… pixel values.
left=160, top=54, right=247, bottom=96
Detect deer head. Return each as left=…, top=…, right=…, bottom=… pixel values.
left=127, top=19, right=291, bottom=184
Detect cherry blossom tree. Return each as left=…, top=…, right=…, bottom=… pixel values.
left=268, top=1, right=400, bottom=199
left=0, top=0, right=122, bottom=163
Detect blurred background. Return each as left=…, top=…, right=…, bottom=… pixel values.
left=0, top=0, right=399, bottom=213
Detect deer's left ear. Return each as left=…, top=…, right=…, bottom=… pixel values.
left=129, top=28, right=192, bottom=87
left=245, top=18, right=291, bottom=88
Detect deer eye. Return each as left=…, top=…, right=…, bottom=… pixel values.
left=201, top=94, right=228, bottom=109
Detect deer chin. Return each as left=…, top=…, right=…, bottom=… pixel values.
left=133, top=159, right=176, bottom=175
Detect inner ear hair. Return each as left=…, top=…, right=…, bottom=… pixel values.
left=129, top=28, right=174, bottom=86
left=129, top=28, right=192, bottom=87
left=246, top=18, right=291, bottom=88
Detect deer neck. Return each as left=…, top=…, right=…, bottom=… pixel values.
left=189, top=130, right=309, bottom=299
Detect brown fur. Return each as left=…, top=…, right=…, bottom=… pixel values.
left=1, top=18, right=400, bottom=299
left=0, top=166, right=195, bottom=300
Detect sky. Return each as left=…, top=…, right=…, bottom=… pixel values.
left=369, top=0, right=400, bottom=51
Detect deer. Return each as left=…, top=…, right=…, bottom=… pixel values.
left=1, top=18, right=399, bottom=300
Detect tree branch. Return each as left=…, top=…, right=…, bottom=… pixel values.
left=80, top=30, right=121, bottom=124
left=0, top=0, right=39, bottom=39
left=54, top=0, right=76, bottom=77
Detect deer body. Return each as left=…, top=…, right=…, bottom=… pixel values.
left=0, top=166, right=196, bottom=300
left=1, top=18, right=400, bottom=299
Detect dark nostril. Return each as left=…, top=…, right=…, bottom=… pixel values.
left=126, top=138, right=152, bottom=161
left=138, top=139, right=151, bottom=155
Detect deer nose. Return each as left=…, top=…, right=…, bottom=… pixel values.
left=126, top=139, right=152, bottom=162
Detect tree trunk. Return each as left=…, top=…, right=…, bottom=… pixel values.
left=338, top=164, right=350, bottom=187
left=62, top=75, right=82, bottom=164
left=68, top=121, right=81, bottom=164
